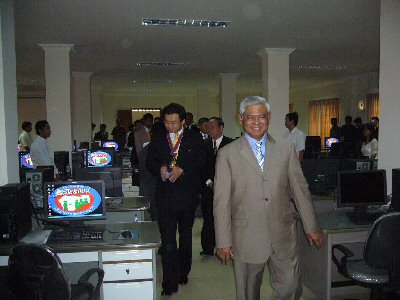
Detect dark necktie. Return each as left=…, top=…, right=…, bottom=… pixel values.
left=213, top=140, right=217, bottom=154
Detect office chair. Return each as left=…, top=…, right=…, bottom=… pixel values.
left=332, top=212, right=400, bottom=299
left=7, top=243, right=104, bottom=300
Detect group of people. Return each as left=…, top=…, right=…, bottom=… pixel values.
left=129, top=99, right=322, bottom=299
left=330, top=116, right=379, bottom=159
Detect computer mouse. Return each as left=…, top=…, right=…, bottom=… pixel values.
left=121, top=230, right=132, bottom=239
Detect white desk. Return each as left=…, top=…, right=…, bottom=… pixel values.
left=299, top=210, right=371, bottom=299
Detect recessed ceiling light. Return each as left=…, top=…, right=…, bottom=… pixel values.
left=142, top=18, right=230, bottom=28
left=137, top=62, right=189, bottom=67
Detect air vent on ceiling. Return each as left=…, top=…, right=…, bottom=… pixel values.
left=137, top=62, right=189, bottom=67
left=142, top=18, right=230, bottom=27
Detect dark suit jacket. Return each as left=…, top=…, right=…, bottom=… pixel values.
left=204, top=135, right=234, bottom=184
left=146, top=128, right=206, bottom=211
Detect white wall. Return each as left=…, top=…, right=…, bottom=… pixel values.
left=17, top=97, right=47, bottom=140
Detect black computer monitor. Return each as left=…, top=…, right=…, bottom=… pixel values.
left=325, top=137, right=339, bottom=148
left=44, top=180, right=106, bottom=226
left=19, top=152, right=34, bottom=170
left=337, top=170, right=387, bottom=213
left=87, top=149, right=115, bottom=168
left=74, top=167, right=122, bottom=197
left=102, top=140, right=119, bottom=152
left=54, top=151, right=69, bottom=177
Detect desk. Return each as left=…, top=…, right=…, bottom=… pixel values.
left=299, top=210, right=371, bottom=299
left=0, top=222, right=160, bottom=300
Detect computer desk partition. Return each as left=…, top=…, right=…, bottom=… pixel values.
left=298, top=210, right=371, bottom=299
left=0, top=222, right=161, bottom=300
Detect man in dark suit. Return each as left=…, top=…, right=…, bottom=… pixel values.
left=146, top=103, right=206, bottom=296
left=200, top=117, right=234, bottom=256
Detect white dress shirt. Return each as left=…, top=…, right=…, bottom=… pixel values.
left=361, top=138, right=378, bottom=159
left=283, top=127, right=306, bottom=156
left=30, top=136, right=53, bottom=167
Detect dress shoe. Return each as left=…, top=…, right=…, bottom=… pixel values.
left=200, top=250, right=214, bottom=256
left=179, top=277, right=188, bottom=285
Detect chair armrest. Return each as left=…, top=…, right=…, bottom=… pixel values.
left=332, top=244, right=354, bottom=277
left=78, top=268, right=105, bottom=299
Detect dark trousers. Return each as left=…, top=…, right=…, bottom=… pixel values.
left=200, top=188, right=215, bottom=253
left=158, top=207, right=194, bottom=291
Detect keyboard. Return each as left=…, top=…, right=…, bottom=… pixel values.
left=346, top=212, right=385, bottom=225
left=48, top=229, right=104, bottom=242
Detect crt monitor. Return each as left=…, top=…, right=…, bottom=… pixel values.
left=44, top=180, right=106, bottom=225
left=337, top=170, right=387, bottom=213
left=102, top=140, right=119, bottom=151
left=325, top=137, right=339, bottom=148
left=74, top=167, right=122, bottom=197
left=19, top=152, right=34, bottom=170
left=87, top=148, right=115, bottom=168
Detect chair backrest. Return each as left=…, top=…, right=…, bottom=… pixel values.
left=7, top=243, right=71, bottom=300
left=364, top=212, right=400, bottom=270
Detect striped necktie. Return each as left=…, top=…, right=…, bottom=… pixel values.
left=255, top=141, right=264, bottom=171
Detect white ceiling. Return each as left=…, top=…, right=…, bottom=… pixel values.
left=14, top=0, right=380, bottom=90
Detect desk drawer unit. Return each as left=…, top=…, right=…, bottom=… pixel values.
left=102, top=249, right=154, bottom=300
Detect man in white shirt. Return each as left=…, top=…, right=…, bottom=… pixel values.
left=19, top=121, right=33, bottom=151
left=30, top=120, right=54, bottom=167
left=283, top=112, right=306, bottom=163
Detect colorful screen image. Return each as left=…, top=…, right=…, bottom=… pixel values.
left=102, top=141, right=118, bottom=151
left=17, top=143, right=23, bottom=152
left=325, top=137, right=339, bottom=148
left=88, top=151, right=112, bottom=167
left=46, top=183, right=104, bottom=219
left=20, top=153, right=34, bottom=169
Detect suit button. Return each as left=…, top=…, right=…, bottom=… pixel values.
left=265, top=198, right=268, bottom=201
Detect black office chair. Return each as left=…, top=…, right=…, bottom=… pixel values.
left=332, top=212, right=400, bottom=299
left=7, top=243, right=104, bottom=300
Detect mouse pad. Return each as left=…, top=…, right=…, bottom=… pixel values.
left=114, top=229, right=140, bottom=240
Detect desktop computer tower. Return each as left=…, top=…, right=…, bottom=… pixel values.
left=391, top=169, right=400, bottom=211
left=24, top=168, right=54, bottom=209
left=0, top=183, right=32, bottom=241
left=54, top=151, right=70, bottom=179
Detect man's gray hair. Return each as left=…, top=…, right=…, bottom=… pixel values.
left=239, top=96, right=271, bottom=116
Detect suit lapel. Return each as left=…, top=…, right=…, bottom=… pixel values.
left=239, top=136, right=263, bottom=176
left=263, top=134, right=276, bottom=178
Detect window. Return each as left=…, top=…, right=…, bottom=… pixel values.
left=308, top=98, right=339, bottom=146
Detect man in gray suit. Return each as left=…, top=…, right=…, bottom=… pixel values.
left=214, top=96, right=323, bottom=300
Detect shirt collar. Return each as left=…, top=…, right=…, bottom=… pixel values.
left=245, top=132, right=267, bottom=145
left=213, top=135, right=224, bottom=146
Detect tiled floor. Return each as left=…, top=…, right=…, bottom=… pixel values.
left=155, top=218, right=320, bottom=300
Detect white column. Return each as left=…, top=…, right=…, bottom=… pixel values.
left=378, top=0, right=400, bottom=193
left=219, top=73, right=240, bottom=138
left=39, top=44, right=73, bottom=154
left=72, top=72, right=92, bottom=145
left=0, top=0, right=19, bottom=184
left=91, top=84, right=103, bottom=135
left=258, top=48, right=295, bottom=138
left=197, top=88, right=210, bottom=119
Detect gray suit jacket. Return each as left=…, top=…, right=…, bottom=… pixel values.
left=134, top=127, right=150, bottom=155
left=213, top=135, right=319, bottom=264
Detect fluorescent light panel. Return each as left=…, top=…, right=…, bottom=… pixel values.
left=133, top=80, right=172, bottom=84
left=137, top=62, right=188, bottom=67
left=142, top=18, right=230, bottom=27
left=132, top=108, right=161, bottom=112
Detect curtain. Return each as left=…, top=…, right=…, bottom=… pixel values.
left=367, top=93, right=380, bottom=121
left=308, top=98, right=340, bottom=146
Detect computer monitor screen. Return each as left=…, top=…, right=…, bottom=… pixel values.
left=19, top=152, right=34, bottom=169
left=102, top=141, right=119, bottom=151
left=17, top=143, right=23, bottom=152
left=87, top=149, right=114, bottom=167
left=325, top=137, right=339, bottom=148
left=74, top=167, right=122, bottom=197
left=44, top=180, right=105, bottom=221
left=337, top=170, right=387, bottom=210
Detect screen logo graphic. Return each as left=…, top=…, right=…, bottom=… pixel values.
left=88, top=151, right=112, bottom=167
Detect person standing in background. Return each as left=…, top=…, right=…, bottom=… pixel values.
left=283, top=112, right=306, bottom=163
left=135, top=113, right=153, bottom=155
left=30, top=120, right=55, bottom=168
left=19, top=121, right=33, bottom=151
left=330, top=118, right=341, bottom=140
left=197, top=117, right=209, bottom=140
left=111, top=118, right=126, bottom=150
left=93, top=124, right=109, bottom=143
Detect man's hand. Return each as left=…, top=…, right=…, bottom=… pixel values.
left=168, top=166, right=183, bottom=183
left=306, top=230, right=324, bottom=249
left=216, top=247, right=233, bottom=264
left=160, top=166, right=169, bottom=182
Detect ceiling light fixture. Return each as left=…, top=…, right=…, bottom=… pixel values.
left=142, top=18, right=230, bottom=28
left=298, top=64, right=347, bottom=70
left=133, top=80, right=172, bottom=84
left=137, top=62, right=189, bottom=67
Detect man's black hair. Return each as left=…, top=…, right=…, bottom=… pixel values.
left=162, top=103, right=186, bottom=121
left=345, top=115, right=352, bottom=123
left=35, top=120, right=49, bottom=135
left=354, top=117, right=362, bottom=124
left=22, top=121, right=32, bottom=131
left=198, top=117, right=209, bottom=126
left=286, top=112, right=299, bottom=126
left=143, top=113, right=154, bottom=121
left=208, top=117, right=224, bottom=127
